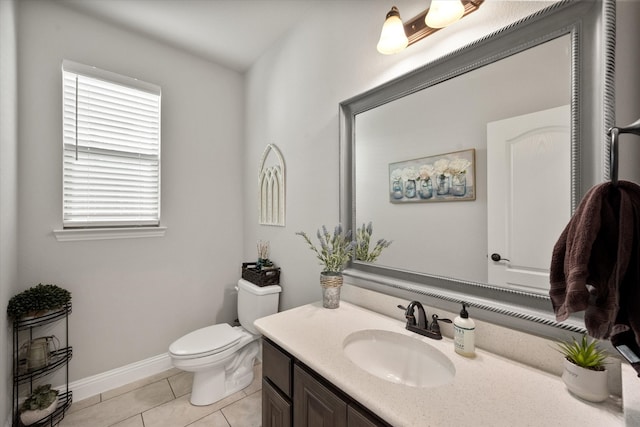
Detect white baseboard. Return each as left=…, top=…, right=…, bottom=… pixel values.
left=64, top=353, right=173, bottom=402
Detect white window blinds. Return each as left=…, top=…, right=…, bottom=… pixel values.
left=62, top=60, right=161, bottom=228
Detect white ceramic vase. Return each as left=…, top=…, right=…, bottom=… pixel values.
left=20, top=398, right=58, bottom=426
left=561, top=358, right=609, bottom=402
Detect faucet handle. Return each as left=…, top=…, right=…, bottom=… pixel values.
left=432, top=314, right=452, bottom=323
left=397, top=304, right=416, bottom=326
left=429, top=314, right=452, bottom=334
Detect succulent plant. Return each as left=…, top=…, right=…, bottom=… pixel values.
left=7, top=284, right=71, bottom=320
left=557, top=335, right=608, bottom=371
left=21, top=384, right=58, bottom=412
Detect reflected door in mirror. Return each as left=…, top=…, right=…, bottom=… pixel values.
left=487, top=105, right=571, bottom=294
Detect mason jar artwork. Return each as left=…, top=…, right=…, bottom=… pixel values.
left=391, top=179, right=404, bottom=199
left=451, top=172, right=467, bottom=196
left=418, top=178, right=433, bottom=199
left=388, top=149, right=475, bottom=203
left=405, top=179, right=417, bottom=198
left=436, top=174, right=450, bottom=195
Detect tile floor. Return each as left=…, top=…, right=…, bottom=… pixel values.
left=59, top=364, right=263, bottom=427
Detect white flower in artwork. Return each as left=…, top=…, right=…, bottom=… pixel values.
left=419, top=164, right=434, bottom=180
left=391, top=168, right=403, bottom=182
left=433, top=158, right=450, bottom=176
left=448, top=157, right=472, bottom=174
left=402, top=167, right=419, bottom=181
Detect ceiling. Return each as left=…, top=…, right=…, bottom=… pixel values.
left=54, top=0, right=331, bottom=72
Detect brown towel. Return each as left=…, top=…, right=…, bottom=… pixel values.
left=550, top=180, right=640, bottom=347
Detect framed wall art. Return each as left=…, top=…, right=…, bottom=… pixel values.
left=389, top=148, right=476, bottom=203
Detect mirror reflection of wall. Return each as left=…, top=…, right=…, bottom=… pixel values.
left=354, top=34, right=570, bottom=289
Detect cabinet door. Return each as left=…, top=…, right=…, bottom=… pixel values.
left=263, top=379, right=292, bottom=427
left=294, top=364, right=347, bottom=427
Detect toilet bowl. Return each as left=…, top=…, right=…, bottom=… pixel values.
left=169, top=323, right=259, bottom=405
left=169, top=279, right=281, bottom=406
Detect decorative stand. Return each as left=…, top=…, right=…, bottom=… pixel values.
left=12, top=304, right=72, bottom=427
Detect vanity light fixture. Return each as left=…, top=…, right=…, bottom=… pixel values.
left=376, top=6, right=409, bottom=55
left=377, top=0, right=485, bottom=55
left=425, top=0, right=465, bottom=28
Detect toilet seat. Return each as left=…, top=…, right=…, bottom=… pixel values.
left=169, top=323, right=243, bottom=359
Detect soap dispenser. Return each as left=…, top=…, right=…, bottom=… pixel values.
left=454, top=303, right=475, bottom=357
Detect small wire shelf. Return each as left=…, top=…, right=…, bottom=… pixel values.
left=14, top=347, right=73, bottom=385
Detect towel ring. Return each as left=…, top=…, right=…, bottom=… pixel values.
left=608, top=118, right=640, bottom=186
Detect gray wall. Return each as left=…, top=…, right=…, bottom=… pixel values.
left=15, top=0, right=245, bottom=383
left=244, top=0, right=639, bottom=313
left=1, top=0, right=19, bottom=423
left=243, top=1, right=561, bottom=311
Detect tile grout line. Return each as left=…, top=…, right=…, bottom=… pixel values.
left=70, top=370, right=262, bottom=427
left=220, top=411, right=232, bottom=427
left=104, top=378, right=178, bottom=427
left=166, top=376, right=178, bottom=399
left=139, top=378, right=179, bottom=427
left=183, top=389, right=257, bottom=427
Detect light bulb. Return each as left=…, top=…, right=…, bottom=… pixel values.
left=425, top=0, right=465, bottom=29
left=377, top=6, right=408, bottom=55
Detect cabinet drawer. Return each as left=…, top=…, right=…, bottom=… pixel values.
left=263, top=338, right=292, bottom=398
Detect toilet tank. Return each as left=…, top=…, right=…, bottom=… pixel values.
left=237, top=279, right=281, bottom=335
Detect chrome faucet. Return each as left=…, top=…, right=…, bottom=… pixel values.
left=398, top=302, right=451, bottom=340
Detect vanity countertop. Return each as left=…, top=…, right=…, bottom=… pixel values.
left=254, top=301, right=624, bottom=427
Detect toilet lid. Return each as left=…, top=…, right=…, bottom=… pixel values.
left=169, top=323, right=243, bottom=358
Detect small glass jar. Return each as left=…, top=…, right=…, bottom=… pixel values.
left=405, top=179, right=417, bottom=198
left=436, top=174, right=450, bottom=195
left=391, top=179, right=404, bottom=199
left=451, top=172, right=467, bottom=196
left=418, top=178, right=433, bottom=199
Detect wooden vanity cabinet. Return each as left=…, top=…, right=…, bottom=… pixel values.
left=262, top=338, right=389, bottom=427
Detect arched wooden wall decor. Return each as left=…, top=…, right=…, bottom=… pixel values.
left=259, top=144, right=286, bottom=226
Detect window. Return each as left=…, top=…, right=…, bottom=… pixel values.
left=61, top=60, right=161, bottom=229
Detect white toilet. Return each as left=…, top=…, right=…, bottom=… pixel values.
left=169, top=279, right=281, bottom=406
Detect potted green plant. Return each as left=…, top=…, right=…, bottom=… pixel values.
left=7, top=284, right=71, bottom=320
left=296, top=224, right=355, bottom=309
left=557, top=335, right=609, bottom=402
left=20, top=384, right=59, bottom=425
left=354, top=222, right=392, bottom=262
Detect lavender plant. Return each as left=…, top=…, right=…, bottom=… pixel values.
left=355, top=222, right=392, bottom=262
left=296, top=224, right=355, bottom=273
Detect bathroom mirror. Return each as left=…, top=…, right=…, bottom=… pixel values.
left=339, top=0, right=615, bottom=336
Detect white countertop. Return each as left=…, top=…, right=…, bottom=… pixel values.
left=254, top=301, right=624, bottom=427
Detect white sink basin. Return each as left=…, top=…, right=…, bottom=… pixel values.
left=343, top=329, right=455, bottom=388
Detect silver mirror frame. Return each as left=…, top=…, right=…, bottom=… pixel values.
left=339, top=0, right=615, bottom=340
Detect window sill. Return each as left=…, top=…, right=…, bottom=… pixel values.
left=53, top=226, right=167, bottom=242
